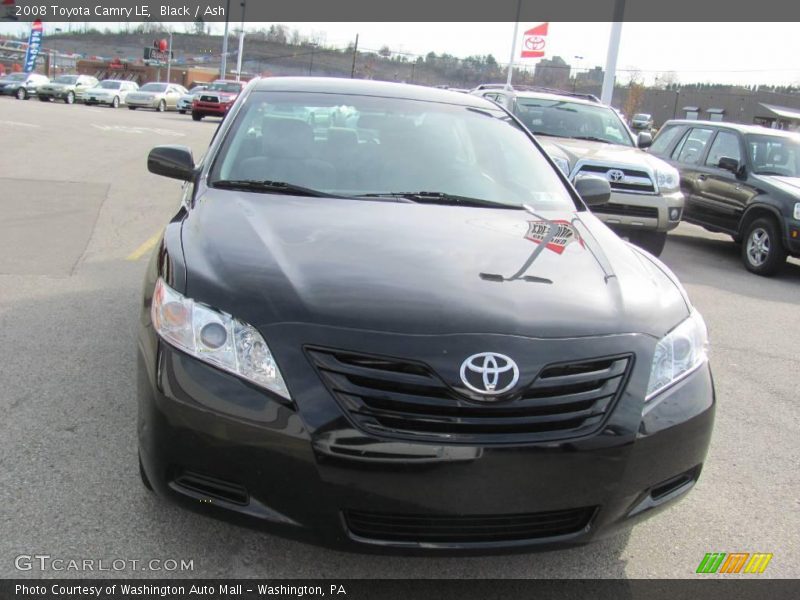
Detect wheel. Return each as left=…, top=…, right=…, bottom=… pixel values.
left=157, top=99, right=166, bottom=112
left=65, top=91, right=75, bottom=105
left=38, top=95, right=49, bottom=102
left=741, top=217, right=786, bottom=276
left=138, top=452, right=154, bottom=492
left=179, top=109, right=186, bottom=115
left=128, top=106, right=136, bottom=110
left=625, top=230, right=667, bottom=257
left=111, top=96, right=120, bottom=108
left=192, top=112, right=203, bottom=121
left=16, top=87, right=26, bottom=100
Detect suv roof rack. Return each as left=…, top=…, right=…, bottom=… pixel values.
left=471, top=83, right=601, bottom=103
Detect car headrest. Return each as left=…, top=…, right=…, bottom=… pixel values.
left=261, top=117, right=313, bottom=158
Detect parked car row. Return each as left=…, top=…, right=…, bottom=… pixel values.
left=0, top=72, right=244, bottom=119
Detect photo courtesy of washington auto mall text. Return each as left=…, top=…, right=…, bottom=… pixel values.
left=1, top=0, right=800, bottom=598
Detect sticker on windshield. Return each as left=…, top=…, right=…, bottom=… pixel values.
left=524, top=220, right=584, bottom=254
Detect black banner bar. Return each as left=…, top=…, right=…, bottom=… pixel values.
left=5, top=0, right=800, bottom=22
left=2, top=579, right=800, bottom=600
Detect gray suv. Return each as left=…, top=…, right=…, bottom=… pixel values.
left=471, top=85, right=684, bottom=256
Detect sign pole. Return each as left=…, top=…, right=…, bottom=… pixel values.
left=600, top=0, right=625, bottom=105
left=505, top=0, right=523, bottom=90
left=166, top=32, right=172, bottom=83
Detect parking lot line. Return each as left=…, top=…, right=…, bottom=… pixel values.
left=126, top=230, right=162, bottom=261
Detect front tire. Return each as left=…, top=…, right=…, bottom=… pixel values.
left=16, top=87, right=27, bottom=100
left=626, top=230, right=667, bottom=257
left=157, top=99, right=166, bottom=112
left=66, top=91, right=75, bottom=104
left=192, top=111, right=203, bottom=121
left=742, top=217, right=786, bottom=276
left=111, top=96, right=120, bottom=108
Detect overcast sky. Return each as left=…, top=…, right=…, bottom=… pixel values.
left=2, top=21, right=799, bottom=86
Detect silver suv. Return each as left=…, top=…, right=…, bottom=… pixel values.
left=472, top=85, right=684, bottom=256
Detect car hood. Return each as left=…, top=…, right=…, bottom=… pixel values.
left=538, top=137, right=666, bottom=172
left=755, top=174, right=800, bottom=196
left=179, top=190, right=689, bottom=339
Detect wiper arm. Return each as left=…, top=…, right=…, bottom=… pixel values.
left=357, top=191, right=521, bottom=209
left=212, top=179, right=346, bottom=198
left=572, top=136, right=612, bottom=144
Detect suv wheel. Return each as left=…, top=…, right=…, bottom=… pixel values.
left=626, top=230, right=667, bottom=257
left=16, top=87, right=27, bottom=100
left=742, top=217, right=786, bottom=276
left=192, top=112, right=203, bottom=121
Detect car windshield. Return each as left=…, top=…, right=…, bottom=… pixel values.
left=97, top=81, right=121, bottom=89
left=188, top=86, right=206, bottom=94
left=746, top=133, right=800, bottom=177
left=514, top=97, right=634, bottom=146
left=5, top=73, right=26, bottom=82
left=140, top=83, right=167, bottom=92
left=209, top=91, right=576, bottom=210
left=207, top=82, right=242, bottom=93
left=54, top=75, right=79, bottom=84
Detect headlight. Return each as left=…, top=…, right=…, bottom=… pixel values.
left=655, top=166, right=680, bottom=192
left=794, top=202, right=800, bottom=220
left=647, top=310, right=708, bottom=400
left=551, top=156, right=571, bottom=176
left=151, top=278, right=290, bottom=399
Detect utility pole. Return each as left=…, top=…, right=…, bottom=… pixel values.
left=308, top=42, right=318, bottom=76
left=166, top=31, right=173, bottom=83
left=350, top=33, right=359, bottom=78
left=235, top=0, right=246, bottom=81
left=505, top=0, right=523, bottom=90
left=220, top=0, right=231, bottom=78
left=600, top=0, right=625, bottom=105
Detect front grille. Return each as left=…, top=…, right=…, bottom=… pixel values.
left=576, top=164, right=656, bottom=194
left=344, top=507, right=597, bottom=544
left=591, top=203, right=659, bottom=219
left=199, top=95, right=218, bottom=103
left=308, top=348, right=631, bottom=444
left=171, top=471, right=249, bottom=505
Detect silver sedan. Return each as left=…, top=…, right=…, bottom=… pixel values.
left=126, top=82, right=188, bottom=112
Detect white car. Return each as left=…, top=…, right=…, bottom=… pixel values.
left=126, top=82, right=188, bottom=112
left=177, top=85, right=207, bottom=114
left=84, top=79, right=140, bottom=108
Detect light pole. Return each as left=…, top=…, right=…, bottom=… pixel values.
left=166, top=32, right=173, bottom=83
left=308, top=42, right=318, bottom=76
left=572, top=55, right=584, bottom=91
left=235, top=0, right=245, bottom=82
left=52, top=27, right=62, bottom=77
left=220, top=0, right=231, bottom=78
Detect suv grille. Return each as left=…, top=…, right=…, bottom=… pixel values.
left=576, top=164, right=656, bottom=194
left=307, top=349, right=631, bottom=444
left=344, top=507, right=597, bottom=544
left=199, top=94, right=218, bottom=103
left=591, top=203, right=659, bottom=219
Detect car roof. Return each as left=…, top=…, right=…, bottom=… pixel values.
left=251, top=77, right=500, bottom=109
left=662, top=119, right=800, bottom=137
left=511, top=90, right=602, bottom=107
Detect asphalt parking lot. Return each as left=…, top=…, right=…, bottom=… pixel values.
left=1, top=96, right=798, bottom=579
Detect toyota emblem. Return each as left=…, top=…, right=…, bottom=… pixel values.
left=459, top=352, right=520, bottom=396
left=607, top=169, right=625, bottom=183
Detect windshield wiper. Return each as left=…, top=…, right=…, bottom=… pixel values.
left=212, top=179, right=346, bottom=198
left=356, top=191, right=521, bottom=209
left=753, top=170, right=784, bottom=176
left=571, top=136, right=613, bottom=144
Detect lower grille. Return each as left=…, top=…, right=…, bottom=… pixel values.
left=308, top=348, right=632, bottom=444
left=344, top=507, right=597, bottom=543
left=171, top=471, right=249, bottom=505
left=591, top=203, right=659, bottom=219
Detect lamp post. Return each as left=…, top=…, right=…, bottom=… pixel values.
left=166, top=32, right=173, bottom=83
left=220, top=0, right=232, bottom=78
left=52, top=27, right=62, bottom=77
left=235, top=0, right=245, bottom=82
left=308, top=42, right=318, bottom=76
left=572, top=55, right=584, bottom=92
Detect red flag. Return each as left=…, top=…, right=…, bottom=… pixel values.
left=521, top=23, right=549, bottom=59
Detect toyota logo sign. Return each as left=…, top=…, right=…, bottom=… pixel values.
left=459, top=352, right=520, bottom=396
left=607, top=169, right=625, bottom=183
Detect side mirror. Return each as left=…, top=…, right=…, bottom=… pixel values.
left=148, top=145, right=195, bottom=181
left=717, top=156, right=740, bottom=174
left=637, top=132, right=653, bottom=149
left=574, top=176, right=611, bottom=206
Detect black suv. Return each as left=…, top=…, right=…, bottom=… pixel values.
left=649, top=120, right=800, bottom=275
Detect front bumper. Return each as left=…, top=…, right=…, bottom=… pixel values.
left=784, top=217, right=800, bottom=256
left=137, top=321, right=715, bottom=553
left=192, top=101, right=231, bottom=116
left=591, top=191, right=684, bottom=233
left=127, top=98, right=160, bottom=109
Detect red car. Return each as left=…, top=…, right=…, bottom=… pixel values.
left=191, top=80, right=245, bottom=121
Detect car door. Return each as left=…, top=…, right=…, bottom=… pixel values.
left=690, top=129, right=756, bottom=233
left=666, top=126, right=716, bottom=222
left=166, top=86, right=181, bottom=108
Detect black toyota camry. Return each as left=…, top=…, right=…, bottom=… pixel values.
left=137, top=77, right=715, bottom=552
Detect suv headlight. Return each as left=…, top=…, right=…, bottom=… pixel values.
left=655, top=166, right=680, bottom=192
left=551, top=156, right=571, bottom=176
left=151, top=278, right=290, bottom=399
left=646, top=310, right=708, bottom=400
left=793, top=202, right=800, bottom=220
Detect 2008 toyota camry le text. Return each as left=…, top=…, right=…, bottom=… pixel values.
left=136, top=77, right=715, bottom=553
